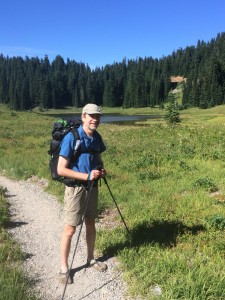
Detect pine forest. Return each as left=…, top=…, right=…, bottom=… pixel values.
left=0, top=32, right=225, bottom=111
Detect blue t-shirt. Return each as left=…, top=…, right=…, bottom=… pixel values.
left=59, top=125, right=106, bottom=173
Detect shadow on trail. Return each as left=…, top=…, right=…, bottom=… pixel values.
left=74, top=273, right=123, bottom=300
left=4, top=194, right=17, bottom=198
left=70, top=255, right=108, bottom=277
left=69, top=258, right=123, bottom=300
left=5, top=220, right=28, bottom=228
left=70, top=263, right=87, bottom=277
left=103, top=220, right=206, bottom=256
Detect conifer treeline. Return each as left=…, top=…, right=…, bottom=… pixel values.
left=0, top=32, right=225, bottom=110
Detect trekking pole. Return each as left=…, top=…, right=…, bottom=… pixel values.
left=61, top=180, right=95, bottom=300
left=102, top=177, right=130, bottom=236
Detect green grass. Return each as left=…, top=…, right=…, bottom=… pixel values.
left=0, top=186, right=38, bottom=300
left=1, top=104, right=225, bottom=299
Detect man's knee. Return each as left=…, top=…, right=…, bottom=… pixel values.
left=63, top=224, right=76, bottom=237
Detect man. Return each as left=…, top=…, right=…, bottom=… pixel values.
left=57, top=103, right=107, bottom=284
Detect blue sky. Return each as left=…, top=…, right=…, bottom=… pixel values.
left=0, top=0, right=224, bottom=68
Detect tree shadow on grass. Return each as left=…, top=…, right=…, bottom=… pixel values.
left=103, top=220, right=206, bottom=257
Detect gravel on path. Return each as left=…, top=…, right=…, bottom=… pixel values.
left=0, top=175, right=132, bottom=300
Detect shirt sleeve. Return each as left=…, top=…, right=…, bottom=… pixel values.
left=59, top=132, right=75, bottom=159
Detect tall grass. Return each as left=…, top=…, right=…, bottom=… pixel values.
left=1, top=105, right=225, bottom=299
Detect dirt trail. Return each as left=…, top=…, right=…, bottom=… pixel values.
left=0, top=175, right=131, bottom=300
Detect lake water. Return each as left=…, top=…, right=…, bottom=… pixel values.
left=100, top=114, right=161, bottom=124
left=46, top=113, right=162, bottom=125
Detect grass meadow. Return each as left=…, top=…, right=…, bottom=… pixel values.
left=1, top=104, right=225, bottom=299
left=0, top=186, right=38, bottom=300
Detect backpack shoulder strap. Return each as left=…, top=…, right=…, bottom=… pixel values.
left=70, top=128, right=81, bottom=162
left=71, top=127, right=80, bottom=142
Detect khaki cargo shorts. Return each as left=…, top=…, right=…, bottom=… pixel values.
left=64, top=185, right=98, bottom=226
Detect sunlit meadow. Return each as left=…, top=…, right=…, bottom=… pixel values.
left=1, top=105, right=225, bottom=299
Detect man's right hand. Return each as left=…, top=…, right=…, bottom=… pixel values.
left=88, top=169, right=101, bottom=181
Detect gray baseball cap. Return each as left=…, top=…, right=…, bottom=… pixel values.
left=82, top=103, right=102, bottom=115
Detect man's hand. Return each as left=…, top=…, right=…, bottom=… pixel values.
left=89, top=169, right=101, bottom=181
left=88, top=168, right=107, bottom=181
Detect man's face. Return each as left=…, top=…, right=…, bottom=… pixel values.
left=82, top=113, right=100, bottom=132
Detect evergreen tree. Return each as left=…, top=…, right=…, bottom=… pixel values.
left=103, top=78, right=116, bottom=107
left=77, top=65, right=88, bottom=107
left=41, top=77, right=52, bottom=108
left=51, top=55, right=68, bottom=108
left=165, top=93, right=181, bottom=124
left=86, top=73, right=95, bottom=103
left=0, top=67, right=7, bottom=103
left=199, top=77, right=210, bottom=108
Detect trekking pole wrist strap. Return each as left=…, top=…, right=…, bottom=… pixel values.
left=87, top=171, right=92, bottom=181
